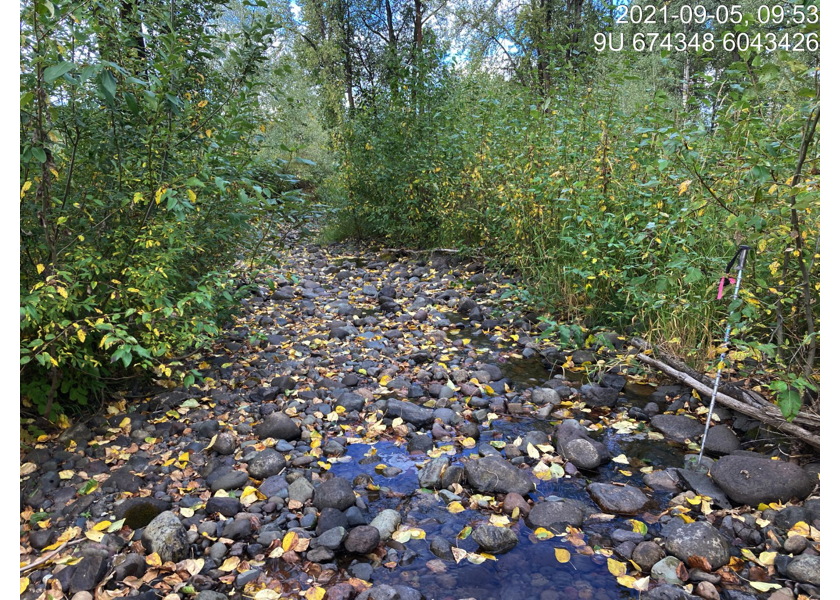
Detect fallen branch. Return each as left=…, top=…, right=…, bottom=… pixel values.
left=631, top=338, right=820, bottom=430
left=629, top=348, right=819, bottom=448
left=20, top=538, right=85, bottom=573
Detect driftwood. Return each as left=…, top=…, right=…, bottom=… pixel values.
left=628, top=338, right=819, bottom=449
left=631, top=338, right=820, bottom=430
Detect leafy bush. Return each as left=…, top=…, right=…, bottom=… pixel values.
left=19, top=0, right=294, bottom=419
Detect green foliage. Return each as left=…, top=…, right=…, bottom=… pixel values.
left=19, top=0, right=300, bottom=420
left=319, top=11, right=819, bottom=419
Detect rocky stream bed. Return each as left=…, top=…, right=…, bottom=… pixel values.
left=20, top=229, right=820, bottom=600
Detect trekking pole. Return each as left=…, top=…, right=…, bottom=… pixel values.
left=696, top=244, right=751, bottom=467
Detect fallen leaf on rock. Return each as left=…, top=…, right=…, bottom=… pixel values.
left=43, top=526, right=81, bottom=551
left=629, top=520, right=648, bottom=536
left=489, top=515, right=510, bottom=527
left=687, top=555, right=712, bottom=571
left=303, top=586, right=326, bottom=600
left=146, top=553, right=162, bottom=567
left=20, top=462, right=37, bottom=477
left=555, top=548, right=571, bottom=563
left=254, top=591, right=282, bottom=600
left=749, top=581, right=782, bottom=592
left=20, top=577, right=29, bottom=594
left=448, top=502, right=465, bottom=514
left=608, top=558, right=627, bottom=577
left=219, top=556, right=240, bottom=572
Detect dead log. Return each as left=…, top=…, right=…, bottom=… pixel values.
left=630, top=349, right=819, bottom=448
left=630, top=337, right=820, bottom=430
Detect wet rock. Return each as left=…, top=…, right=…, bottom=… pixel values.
left=703, top=426, right=740, bottom=455
left=417, top=457, right=448, bottom=489
left=783, top=535, right=807, bottom=554
left=664, top=521, right=730, bottom=570
left=710, top=456, right=815, bottom=506
left=571, top=350, right=595, bottom=364
left=503, top=492, right=531, bottom=517
left=369, top=509, right=401, bottom=541
left=344, top=525, right=380, bottom=554
left=247, top=449, right=286, bottom=479
left=553, top=420, right=610, bottom=470
left=579, top=384, right=620, bottom=408
left=327, top=583, right=357, bottom=600
left=386, top=399, right=434, bottom=427
left=113, top=553, right=146, bottom=581
left=650, top=415, right=705, bottom=442
left=464, top=456, right=535, bottom=495
left=774, top=505, right=810, bottom=530
left=633, top=541, right=666, bottom=572
left=407, top=434, right=433, bottom=454
left=313, top=477, right=356, bottom=511
left=645, top=584, right=698, bottom=600
left=357, top=584, right=422, bottom=600
left=676, top=469, right=731, bottom=509
left=430, top=536, right=455, bottom=560
left=526, top=500, right=585, bottom=529
left=222, top=518, right=252, bottom=540
left=597, top=372, right=626, bottom=391
left=651, top=556, right=687, bottom=585
left=643, top=470, right=681, bottom=492
left=587, top=483, right=648, bottom=514
left=531, top=388, right=560, bottom=405
left=472, top=524, right=518, bottom=554
left=29, top=529, right=56, bottom=550
left=141, top=511, right=189, bottom=563
left=255, top=412, right=301, bottom=440
left=786, top=554, right=819, bottom=585
left=440, top=464, right=464, bottom=488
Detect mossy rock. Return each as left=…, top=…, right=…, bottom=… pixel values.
left=115, top=497, right=172, bottom=529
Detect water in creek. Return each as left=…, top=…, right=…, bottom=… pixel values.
left=292, top=336, right=689, bottom=599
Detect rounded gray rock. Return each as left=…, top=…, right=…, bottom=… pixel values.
left=472, top=524, right=518, bottom=554
left=141, top=511, right=189, bottom=563
left=313, top=476, right=356, bottom=511
left=664, top=521, right=730, bottom=570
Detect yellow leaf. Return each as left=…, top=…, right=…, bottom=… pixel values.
left=527, top=443, right=540, bottom=460
left=678, top=180, right=692, bottom=196
left=146, top=553, right=162, bottom=567
left=452, top=547, right=468, bottom=564
left=534, top=528, right=554, bottom=540
left=617, top=575, right=638, bottom=588
left=749, top=581, right=782, bottom=592
left=187, top=189, right=197, bottom=202
left=608, top=558, right=627, bottom=577
left=554, top=548, right=571, bottom=563
left=282, top=531, right=299, bottom=552
left=36, top=263, right=45, bottom=274
left=219, top=556, right=240, bottom=572
left=178, top=452, right=190, bottom=463
left=59, top=470, right=75, bottom=480
left=85, top=530, right=105, bottom=542
left=532, top=461, right=552, bottom=480
left=254, top=590, right=281, bottom=600
left=629, top=520, right=648, bottom=536
left=758, top=551, right=777, bottom=567
left=21, top=180, right=32, bottom=198
left=619, top=470, right=632, bottom=477
left=205, top=129, right=212, bottom=138
left=21, top=462, right=38, bottom=477
left=448, top=502, right=465, bottom=514
left=788, top=521, right=810, bottom=537
left=612, top=454, right=629, bottom=465
left=43, top=526, right=80, bottom=551
left=77, top=329, right=86, bottom=343
left=303, top=586, right=326, bottom=600
left=489, top=514, right=510, bottom=527
left=92, top=521, right=112, bottom=531
left=678, top=514, right=695, bottom=523
left=57, top=286, right=68, bottom=298
left=204, top=434, right=218, bottom=451
left=461, top=437, right=476, bottom=449
left=20, top=577, right=29, bottom=594
left=180, top=507, right=194, bottom=518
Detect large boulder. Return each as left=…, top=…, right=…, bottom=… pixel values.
left=650, top=415, right=704, bottom=443
left=664, top=521, right=730, bottom=570
left=710, top=455, right=815, bottom=506
left=141, top=511, right=189, bottom=563
left=464, top=456, right=535, bottom=496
